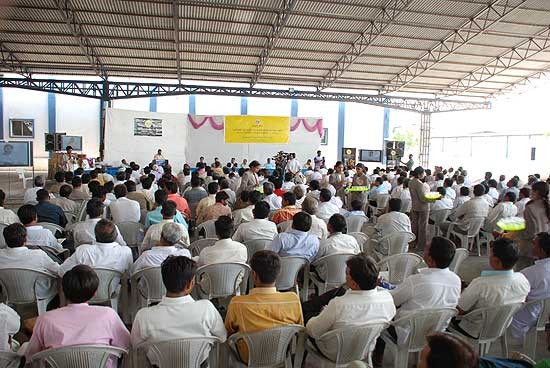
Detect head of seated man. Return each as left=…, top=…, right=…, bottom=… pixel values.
left=292, top=212, right=312, bottom=233
left=301, top=197, right=318, bottom=216
left=350, top=200, right=363, bottom=212
left=36, top=189, right=50, bottom=203
left=114, top=184, right=128, bottom=199
left=154, top=189, right=168, bottom=207
left=161, top=200, right=177, bottom=220
left=71, top=176, right=83, bottom=189
left=63, top=264, right=100, bottom=304
left=319, top=189, right=332, bottom=203
left=345, top=253, right=378, bottom=291
left=159, top=222, right=186, bottom=248
left=207, top=182, right=219, bottom=195
left=459, top=186, right=470, bottom=197
left=252, top=201, right=270, bottom=220
left=262, top=182, right=274, bottom=196
left=215, top=191, right=229, bottom=206
left=215, top=215, right=233, bottom=240
left=86, top=198, right=105, bottom=219
left=281, top=192, right=296, bottom=208
left=424, top=236, right=455, bottom=269
left=94, top=219, right=119, bottom=245
left=4, top=223, right=27, bottom=248
left=17, top=204, right=38, bottom=227
left=387, top=198, right=402, bottom=212
left=489, top=237, right=519, bottom=271
left=419, top=333, right=478, bottom=368
left=59, top=185, right=73, bottom=199
left=327, top=213, right=347, bottom=235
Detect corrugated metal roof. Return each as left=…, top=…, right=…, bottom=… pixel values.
left=0, top=0, right=549, bottom=100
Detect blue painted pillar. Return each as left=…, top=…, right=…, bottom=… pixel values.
left=48, top=93, right=56, bottom=134
left=290, top=98, right=298, bottom=117
left=149, top=96, right=157, bottom=112
left=0, top=88, right=4, bottom=140
left=382, top=108, right=390, bottom=165
left=188, top=95, right=196, bottom=115
left=337, top=101, right=345, bottom=160
left=240, top=97, right=248, bottom=115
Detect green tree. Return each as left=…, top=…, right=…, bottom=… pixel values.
left=392, top=129, right=419, bottom=149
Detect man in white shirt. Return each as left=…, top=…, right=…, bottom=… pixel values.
left=443, top=178, right=456, bottom=202
left=316, top=214, right=360, bottom=259
left=452, top=175, right=464, bottom=199
left=0, top=223, right=60, bottom=308
left=483, top=192, right=518, bottom=233
left=285, top=154, right=302, bottom=175
left=71, top=198, right=126, bottom=248
left=141, top=201, right=190, bottom=252
left=196, top=182, right=218, bottom=224
left=306, top=253, right=396, bottom=361
left=430, top=187, right=453, bottom=211
left=455, top=238, right=530, bottom=337
left=301, top=197, right=328, bottom=240
left=316, top=189, right=340, bottom=222
left=281, top=173, right=295, bottom=191
left=453, top=186, right=471, bottom=210
left=198, top=216, right=247, bottom=266
left=23, top=176, right=46, bottom=205
left=60, top=219, right=133, bottom=277
left=262, top=182, right=282, bottom=210
left=50, top=185, right=78, bottom=214
left=366, top=198, right=411, bottom=255
left=232, top=202, right=277, bottom=243
left=0, top=189, right=19, bottom=225
left=443, top=184, right=488, bottom=234
left=131, top=255, right=226, bottom=362
left=17, top=205, right=62, bottom=251
left=132, top=222, right=191, bottom=274
left=232, top=191, right=261, bottom=226
left=487, top=179, right=500, bottom=205
left=515, top=187, right=531, bottom=218
left=306, top=180, right=321, bottom=202
left=510, top=232, right=550, bottom=339
left=108, top=184, right=141, bottom=224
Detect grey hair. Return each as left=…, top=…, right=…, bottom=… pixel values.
left=160, top=222, right=184, bottom=245
left=301, top=196, right=318, bottom=215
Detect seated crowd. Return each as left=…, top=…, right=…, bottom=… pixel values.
left=0, top=156, right=548, bottom=367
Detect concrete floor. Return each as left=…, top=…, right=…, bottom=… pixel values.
left=2, top=171, right=550, bottom=364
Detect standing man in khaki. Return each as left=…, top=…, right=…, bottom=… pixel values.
left=409, top=166, right=430, bottom=250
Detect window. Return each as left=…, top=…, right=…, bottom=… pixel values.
left=9, top=119, right=34, bottom=138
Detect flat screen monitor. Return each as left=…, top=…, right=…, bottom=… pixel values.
left=155, top=159, right=167, bottom=167
left=61, top=135, right=82, bottom=151
left=359, top=149, right=382, bottom=162
left=0, top=141, right=33, bottom=167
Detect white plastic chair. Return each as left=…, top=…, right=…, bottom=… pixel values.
left=276, top=220, right=292, bottom=233
left=348, top=232, right=368, bottom=252
left=195, top=262, right=250, bottom=300
left=88, top=268, right=123, bottom=313
left=197, top=219, right=216, bottom=238
left=521, top=297, right=550, bottom=360
left=381, top=308, right=458, bottom=368
left=377, top=253, right=423, bottom=284
left=372, top=231, right=415, bottom=260
left=130, top=267, right=165, bottom=320
left=75, top=200, right=89, bottom=222
left=0, top=350, right=20, bottom=368
left=0, top=223, right=8, bottom=249
left=445, top=216, right=485, bottom=256
left=448, top=303, right=524, bottom=355
left=309, top=253, right=355, bottom=294
left=0, top=268, right=57, bottom=315
left=430, top=209, right=450, bottom=236
left=449, top=248, right=469, bottom=275
left=277, top=257, right=309, bottom=301
left=63, top=211, right=77, bottom=226
left=188, top=238, right=217, bottom=257
left=133, top=337, right=221, bottom=368
left=368, top=194, right=390, bottom=223
left=29, top=344, right=127, bottom=368
left=16, top=168, right=33, bottom=189
left=36, top=222, right=65, bottom=237
left=116, top=221, right=145, bottom=248
left=346, top=215, right=368, bottom=233
left=306, top=322, right=388, bottom=367
left=243, top=238, right=273, bottom=262
left=227, top=324, right=305, bottom=368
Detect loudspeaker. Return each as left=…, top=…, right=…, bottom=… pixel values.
left=397, top=141, right=405, bottom=157
left=531, top=147, right=536, bottom=161
left=385, top=141, right=405, bottom=158
left=44, top=133, right=55, bottom=151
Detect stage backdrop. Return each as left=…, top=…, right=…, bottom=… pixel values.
left=104, top=108, right=322, bottom=169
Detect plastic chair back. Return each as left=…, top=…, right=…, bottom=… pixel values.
left=465, top=303, right=524, bottom=342
left=116, top=221, right=145, bottom=247
left=346, top=216, right=368, bottom=233
left=449, top=248, right=469, bottom=274
left=377, top=194, right=391, bottom=210
left=243, top=238, right=273, bottom=261
left=0, top=268, right=56, bottom=306
left=89, top=268, right=123, bottom=306
left=276, top=220, right=292, bottom=233
left=130, top=267, right=165, bottom=307
left=466, top=217, right=485, bottom=237
left=228, top=325, right=304, bottom=367
left=392, top=308, right=457, bottom=351
left=75, top=200, right=89, bottom=222
left=522, top=297, right=550, bottom=359
left=310, top=253, right=355, bottom=293
left=0, top=223, right=8, bottom=248
left=197, top=220, right=216, bottom=238
left=379, top=231, right=415, bottom=256
left=189, top=238, right=217, bottom=257
left=0, top=350, right=20, bottom=368
left=315, top=322, right=388, bottom=365
left=276, top=257, right=308, bottom=292
left=377, top=253, right=423, bottom=284
left=135, top=337, right=220, bottom=368
left=30, top=344, right=127, bottom=368
left=431, top=209, right=450, bottom=227
left=196, top=263, right=250, bottom=299
left=36, top=222, right=64, bottom=236
left=348, top=232, right=368, bottom=250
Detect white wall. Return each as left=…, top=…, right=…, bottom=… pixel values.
left=345, top=102, right=385, bottom=167
left=196, top=95, right=241, bottom=116
left=156, top=95, right=189, bottom=114
left=298, top=100, right=339, bottom=166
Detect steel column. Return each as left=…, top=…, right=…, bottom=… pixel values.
left=419, top=111, right=431, bottom=168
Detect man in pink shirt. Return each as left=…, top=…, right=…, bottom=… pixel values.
left=25, top=265, right=130, bottom=368
left=164, top=181, right=191, bottom=219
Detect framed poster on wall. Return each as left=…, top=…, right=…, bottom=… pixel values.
left=320, top=128, right=328, bottom=145
left=9, top=119, right=34, bottom=138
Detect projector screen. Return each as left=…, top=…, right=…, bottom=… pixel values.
left=359, top=149, right=382, bottom=162
left=0, top=141, right=33, bottom=167
left=61, top=135, right=83, bottom=151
